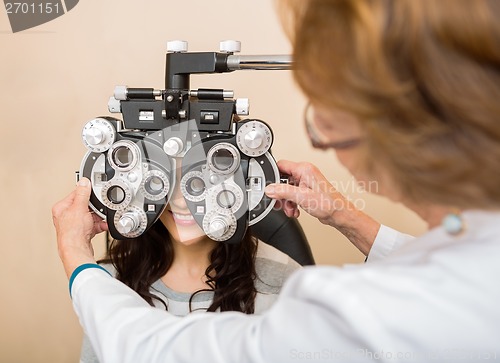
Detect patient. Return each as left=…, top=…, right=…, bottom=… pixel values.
left=80, top=158, right=301, bottom=362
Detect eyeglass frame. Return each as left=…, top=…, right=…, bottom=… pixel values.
left=304, top=102, right=363, bottom=151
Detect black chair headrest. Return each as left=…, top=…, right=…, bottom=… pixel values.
left=250, top=209, right=315, bottom=266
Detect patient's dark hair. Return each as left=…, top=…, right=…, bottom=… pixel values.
left=99, top=221, right=258, bottom=314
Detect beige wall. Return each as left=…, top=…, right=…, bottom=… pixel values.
left=0, top=1, right=427, bottom=361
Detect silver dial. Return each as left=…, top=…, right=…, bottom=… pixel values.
left=180, top=170, right=207, bottom=202
left=140, top=170, right=170, bottom=201
left=101, top=179, right=133, bottom=210
left=236, top=120, right=273, bottom=157
left=114, top=206, right=147, bottom=238
left=116, top=213, right=139, bottom=234
left=163, top=137, right=184, bottom=156
left=82, top=118, right=116, bottom=153
left=207, top=143, right=240, bottom=175
left=107, top=140, right=141, bottom=172
left=203, top=211, right=236, bottom=242
left=209, top=183, right=244, bottom=214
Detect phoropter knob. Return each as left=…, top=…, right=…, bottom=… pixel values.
left=114, top=207, right=147, bottom=238
left=244, top=130, right=263, bottom=149
left=203, top=211, right=237, bottom=241
left=85, top=127, right=103, bottom=145
left=208, top=217, right=229, bottom=239
left=235, top=98, right=249, bottom=116
left=82, top=118, right=116, bottom=153
left=236, top=120, right=273, bottom=157
left=116, top=212, right=140, bottom=235
left=167, top=40, right=188, bottom=53
left=220, top=40, right=241, bottom=54
left=163, top=137, right=184, bottom=156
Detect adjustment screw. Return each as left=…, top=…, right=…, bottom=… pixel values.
left=220, top=40, right=241, bottom=53
left=167, top=40, right=188, bottom=53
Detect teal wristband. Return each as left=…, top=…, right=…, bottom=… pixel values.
left=69, top=263, right=111, bottom=298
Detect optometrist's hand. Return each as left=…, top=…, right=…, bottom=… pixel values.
left=265, top=160, right=380, bottom=256
left=52, top=178, right=108, bottom=278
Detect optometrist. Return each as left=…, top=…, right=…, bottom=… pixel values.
left=52, top=0, right=500, bottom=362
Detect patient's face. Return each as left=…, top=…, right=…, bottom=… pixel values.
left=159, top=159, right=209, bottom=246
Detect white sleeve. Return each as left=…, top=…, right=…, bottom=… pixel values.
left=71, top=225, right=500, bottom=363
left=71, top=267, right=376, bottom=363
left=365, top=225, right=414, bottom=263
left=72, top=269, right=264, bottom=363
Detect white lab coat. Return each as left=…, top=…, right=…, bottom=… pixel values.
left=72, top=210, right=500, bottom=362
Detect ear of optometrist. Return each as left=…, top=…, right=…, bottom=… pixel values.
left=52, top=177, right=108, bottom=279
left=264, top=160, right=380, bottom=256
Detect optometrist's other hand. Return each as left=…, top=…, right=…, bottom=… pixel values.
left=265, top=160, right=380, bottom=256
left=265, top=160, right=348, bottom=223
left=52, top=178, right=108, bottom=278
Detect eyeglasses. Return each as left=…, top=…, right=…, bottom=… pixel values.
left=304, top=103, right=362, bottom=151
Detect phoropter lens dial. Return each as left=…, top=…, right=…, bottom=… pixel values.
left=236, top=120, right=273, bottom=157
left=202, top=211, right=237, bottom=242
left=140, top=170, right=170, bottom=201
left=101, top=179, right=133, bottom=210
left=207, top=143, right=240, bottom=175
left=209, top=183, right=244, bottom=214
left=82, top=118, right=117, bottom=153
left=114, top=206, right=147, bottom=238
left=107, top=140, right=140, bottom=172
left=180, top=171, right=207, bottom=202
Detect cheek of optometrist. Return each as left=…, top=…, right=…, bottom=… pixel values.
left=336, top=149, right=400, bottom=202
left=335, top=149, right=363, bottom=180
left=313, top=107, right=363, bottom=142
